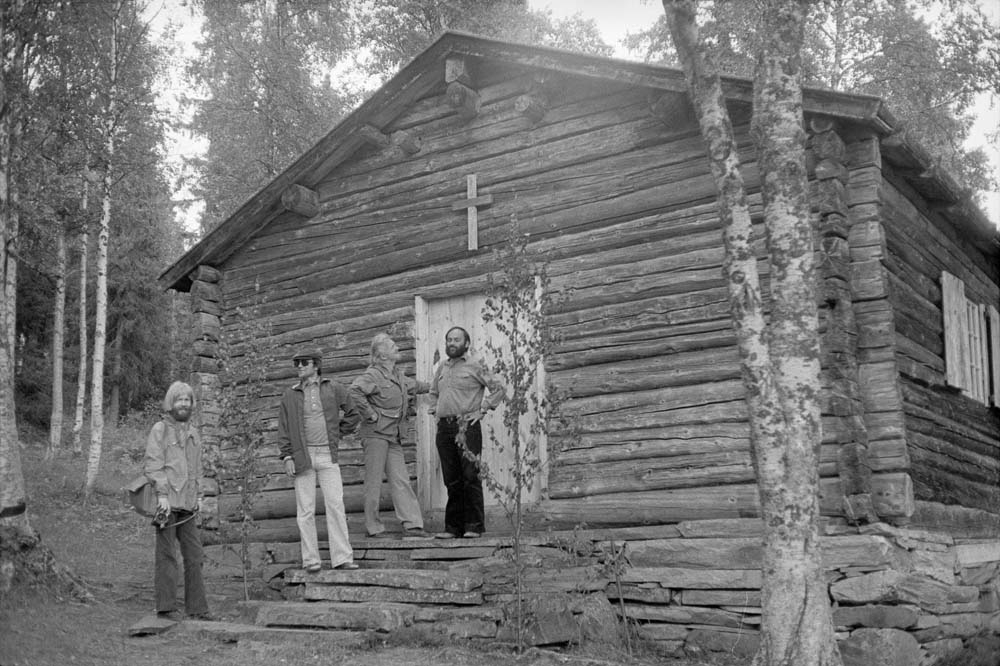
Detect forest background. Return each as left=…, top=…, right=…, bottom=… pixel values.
left=3, top=0, right=999, bottom=493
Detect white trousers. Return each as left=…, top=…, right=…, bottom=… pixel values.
left=293, top=446, right=353, bottom=568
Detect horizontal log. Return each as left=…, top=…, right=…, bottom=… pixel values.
left=549, top=451, right=754, bottom=499
left=909, top=501, right=1000, bottom=539
left=556, top=434, right=751, bottom=466
left=219, top=484, right=397, bottom=521
left=550, top=346, right=741, bottom=398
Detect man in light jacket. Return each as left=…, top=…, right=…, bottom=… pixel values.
left=144, top=381, right=210, bottom=620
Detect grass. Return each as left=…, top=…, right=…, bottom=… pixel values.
left=2, top=419, right=745, bottom=666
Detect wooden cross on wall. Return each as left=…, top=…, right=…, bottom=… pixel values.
left=451, top=174, right=493, bottom=250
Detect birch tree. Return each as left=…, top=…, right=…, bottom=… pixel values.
left=662, top=1, right=841, bottom=664
left=71, top=197, right=89, bottom=455
left=83, top=0, right=121, bottom=497
left=46, top=210, right=67, bottom=459
left=0, top=0, right=31, bottom=555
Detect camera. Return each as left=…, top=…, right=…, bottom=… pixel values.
left=152, top=506, right=170, bottom=530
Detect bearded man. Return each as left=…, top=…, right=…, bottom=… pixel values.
left=143, top=381, right=211, bottom=620
left=428, top=326, right=504, bottom=539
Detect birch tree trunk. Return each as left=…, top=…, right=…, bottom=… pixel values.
left=663, top=1, right=842, bottom=664
left=71, top=220, right=88, bottom=455
left=84, top=0, right=119, bottom=496
left=106, top=322, right=122, bottom=429
left=46, top=216, right=68, bottom=460
left=0, top=0, right=32, bottom=550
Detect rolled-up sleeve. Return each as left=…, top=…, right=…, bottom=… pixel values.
left=475, top=361, right=505, bottom=411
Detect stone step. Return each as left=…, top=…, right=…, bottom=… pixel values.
left=174, top=618, right=370, bottom=647
left=250, top=600, right=503, bottom=637
left=285, top=567, right=483, bottom=592
left=302, top=584, right=484, bottom=605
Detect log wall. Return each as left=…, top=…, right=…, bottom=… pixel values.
left=201, top=63, right=919, bottom=539
left=873, top=157, right=1000, bottom=513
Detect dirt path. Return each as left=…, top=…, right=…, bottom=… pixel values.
left=1, top=437, right=725, bottom=666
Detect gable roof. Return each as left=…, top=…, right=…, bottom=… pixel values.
left=160, top=31, right=997, bottom=292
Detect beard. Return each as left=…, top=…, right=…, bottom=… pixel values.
left=171, top=407, right=192, bottom=422
left=445, top=343, right=467, bottom=359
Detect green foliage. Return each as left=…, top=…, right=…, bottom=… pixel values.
left=187, top=0, right=355, bottom=231
left=454, top=215, right=567, bottom=650
left=208, top=292, right=280, bottom=601
left=351, top=0, right=612, bottom=79
left=11, top=0, right=189, bottom=429
left=625, top=0, right=1000, bottom=194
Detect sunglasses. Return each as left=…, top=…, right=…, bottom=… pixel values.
left=293, top=359, right=313, bottom=368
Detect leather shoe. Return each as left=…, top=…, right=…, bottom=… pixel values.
left=368, top=531, right=394, bottom=539
left=334, top=561, right=359, bottom=570
left=462, top=531, right=481, bottom=538
left=304, top=563, right=322, bottom=573
left=402, top=527, right=430, bottom=540
left=434, top=531, right=458, bottom=539
left=156, top=610, right=181, bottom=621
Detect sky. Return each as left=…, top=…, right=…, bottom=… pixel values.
left=529, top=0, right=1000, bottom=226
left=152, top=0, right=999, bottom=230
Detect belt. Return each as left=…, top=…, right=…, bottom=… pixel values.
left=438, top=415, right=461, bottom=423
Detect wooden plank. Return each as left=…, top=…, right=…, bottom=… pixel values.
left=990, top=305, right=1000, bottom=408
left=941, top=271, right=969, bottom=391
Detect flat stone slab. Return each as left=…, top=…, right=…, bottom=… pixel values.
left=175, top=619, right=368, bottom=647
left=128, top=614, right=178, bottom=636
left=303, top=584, right=483, bottom=605
left=254, top=601, right=415, bottom=632
left=285, top=567, right=482, bottom=592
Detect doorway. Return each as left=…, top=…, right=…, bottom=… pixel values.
left=414, top=293, right=547, bottom=513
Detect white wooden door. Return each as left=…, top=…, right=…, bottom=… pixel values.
left=415, top=293, right=547, bottom=512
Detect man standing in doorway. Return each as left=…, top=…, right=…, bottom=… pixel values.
left=429, top=326, right=504, bottom=539
left=277, top=350, right=361, bottom=572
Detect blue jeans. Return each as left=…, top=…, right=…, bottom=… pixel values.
left=435, top=418, right=485, bottom=535
left=154, top=510, right=208, bottom=615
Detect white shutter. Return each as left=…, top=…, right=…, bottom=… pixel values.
left=941, top=271, right=969, bottom=390
left=989, top=305, right=1000, bottom=408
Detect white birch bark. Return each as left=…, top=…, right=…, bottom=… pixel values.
left=46, top=218, right=67, bottom=459
left=662, top=1, right=842, bottom=664
left=0, top=0, right=32, bottom=540
left=84, top=0, right=119, bottom=496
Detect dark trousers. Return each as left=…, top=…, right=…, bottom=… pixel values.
left=435, top=418, right=485, bottom=535
left=154, top=510, right=208, bottom=615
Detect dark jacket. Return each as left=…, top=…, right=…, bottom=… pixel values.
left=276, top=377, right=361, bottom=471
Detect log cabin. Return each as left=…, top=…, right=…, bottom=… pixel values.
left=161, top=33, right=1000, bottom=659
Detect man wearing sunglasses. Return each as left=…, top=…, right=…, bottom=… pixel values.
left=276, top=350, right=361, bottom=572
